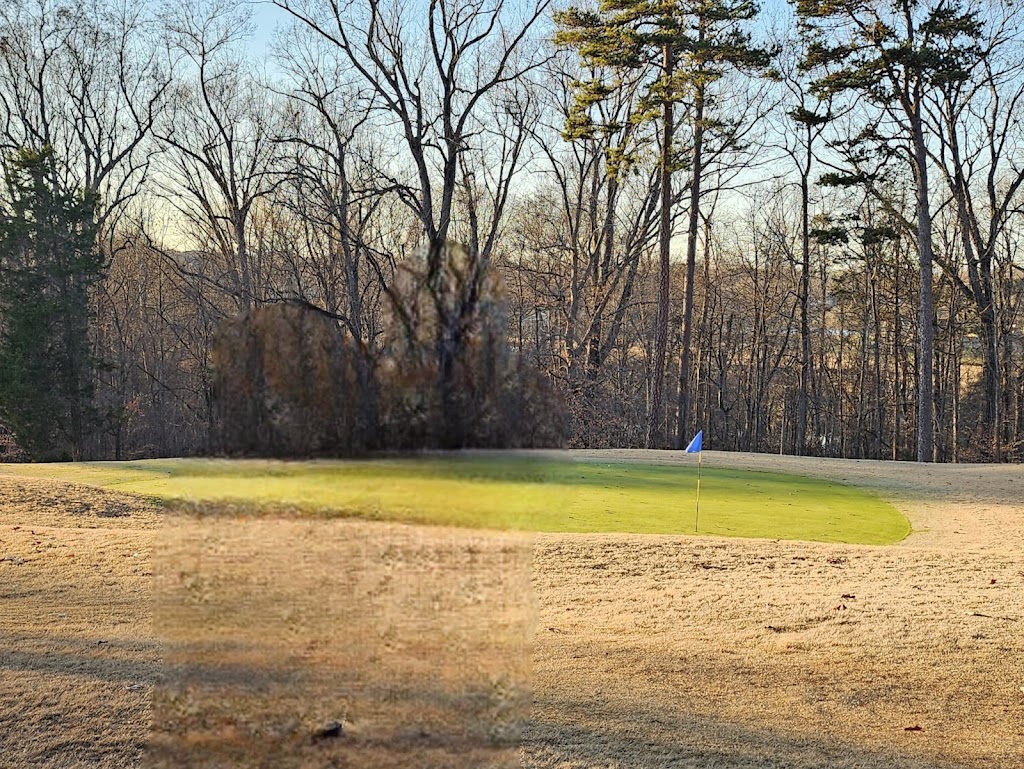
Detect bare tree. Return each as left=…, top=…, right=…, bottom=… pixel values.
left=770, top=29, right=838, bottom=456
left=510, top=53, right=671, bottom=442
left=155, top=0, right=283, bottom=312
left=0, top=0, right=168, bottom=236
left=271, top=27, right=404, bottom=445
left=925, top=4, right=1024, bottom=460
left=273, top=0, right=552, bottom=446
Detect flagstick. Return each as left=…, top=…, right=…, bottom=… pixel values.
left=694, top=449, right=702, bottom=533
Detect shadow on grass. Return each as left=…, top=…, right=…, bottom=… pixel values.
left=147, top=639, right=529, bottom=769
left=148, top=515, right=533, bottom=768
left=525, top=695, right=965, bottom=769
left=0, top=633, right=161, bottom=685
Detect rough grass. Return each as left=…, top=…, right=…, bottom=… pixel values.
left=2, top=452, right=1023, bottom=768
left=0, top=454, right=909, bottom=544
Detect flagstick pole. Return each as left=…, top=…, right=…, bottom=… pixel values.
left=695, top=449, right=702, bottom=533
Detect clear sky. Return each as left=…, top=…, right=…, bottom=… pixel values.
left=247, top=0, right=289, bottom=57
left=244, top=0, right=798, bottom=67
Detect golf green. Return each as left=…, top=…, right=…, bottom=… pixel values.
left=0, top=454, right=909, bottom=544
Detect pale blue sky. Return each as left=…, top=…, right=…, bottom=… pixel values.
left=247, top=0, right=288, bottom=56
left=244, top=0, right=798, bottom=67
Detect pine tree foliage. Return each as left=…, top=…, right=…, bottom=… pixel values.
left=795, top=0, right=985, bottom=462
left=556, top=0, right=769, bottom=447
left=798, top=0, right=982, bottom=100
left=555, top=0, right=768, bottom=169
left=0, top=147, right=104, bottom=460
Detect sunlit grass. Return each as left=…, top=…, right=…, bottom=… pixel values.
left=0, top=454, right=909, bottom=544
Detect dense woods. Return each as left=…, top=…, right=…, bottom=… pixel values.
left=0, top=0, right=1023, bottom=462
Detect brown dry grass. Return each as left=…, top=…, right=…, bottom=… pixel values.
left=148, top=517, right=533, bottom=769
left=530, top=451, right=1024, bottom=768
left=0, top=476, right=159, bottom=768
left=1, top=451, right=1023, bottom=768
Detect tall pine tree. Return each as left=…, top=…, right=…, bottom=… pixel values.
left=0, top=147, right=104, bottom=460
left=796, top=0, right=984, bottom=462
left=556, top=0, right=768, bottom=447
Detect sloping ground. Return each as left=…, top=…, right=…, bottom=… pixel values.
left=529, top=451, right=1024, bottom=767
left=0, top=476, right=535, bottom=769
left=529, top=535, right=1022, bottom=768
left=148, top=518, right=533, bottom=769
left=0, top=453, right=1022, bottom=767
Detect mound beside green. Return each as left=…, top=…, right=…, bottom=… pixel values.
left=0, top=455, right=909, bottom=544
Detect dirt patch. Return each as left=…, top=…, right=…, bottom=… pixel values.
left=1, top=453, right=1023, bottom=768
left=0, top=475, right=160, bottom=530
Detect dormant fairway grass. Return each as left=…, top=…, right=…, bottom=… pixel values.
left=4, top=455, right=1023, bottom=767
left=0, top=454, right=909, bottom=544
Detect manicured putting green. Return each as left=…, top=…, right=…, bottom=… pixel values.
left=0, top=455, right=909, bottom=544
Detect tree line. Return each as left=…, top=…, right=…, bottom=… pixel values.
left=0, top=0, right=1022, bottom=462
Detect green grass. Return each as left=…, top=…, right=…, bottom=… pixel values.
left=0, top=454, right=910, bottom=544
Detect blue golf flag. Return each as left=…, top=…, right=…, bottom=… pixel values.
left=685, top=430, right=703, bottom=453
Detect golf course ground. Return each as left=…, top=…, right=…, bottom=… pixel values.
left=0, top=450, right=1021, bottom=768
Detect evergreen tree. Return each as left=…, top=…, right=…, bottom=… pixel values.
left=795, top=0, right=984, bottom=462
left=555, top=0, right=768, bottom=447
left=0, top=147, right=104, bottom=460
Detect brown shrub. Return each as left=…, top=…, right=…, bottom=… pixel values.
left=0, top=421, right=25, bottom=461
left=211, top=302, right=360, bottom=456
left=210, top=245, right=566, bottom=456
left=379, top=241, right=566, bottom=449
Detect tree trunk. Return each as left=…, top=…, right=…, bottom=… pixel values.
left=235, top=210, right=253, bottom=311
left=796, top=167, right=811, bottom=456
left=437, top=322, right=462, bottom=449
left=674, top=79, right=704, bottom=449
left=978, top=312, right=999, bottom=459
left=911, top=113, right=935, bottom=463
left=645, top=44, right=675, bottom=449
